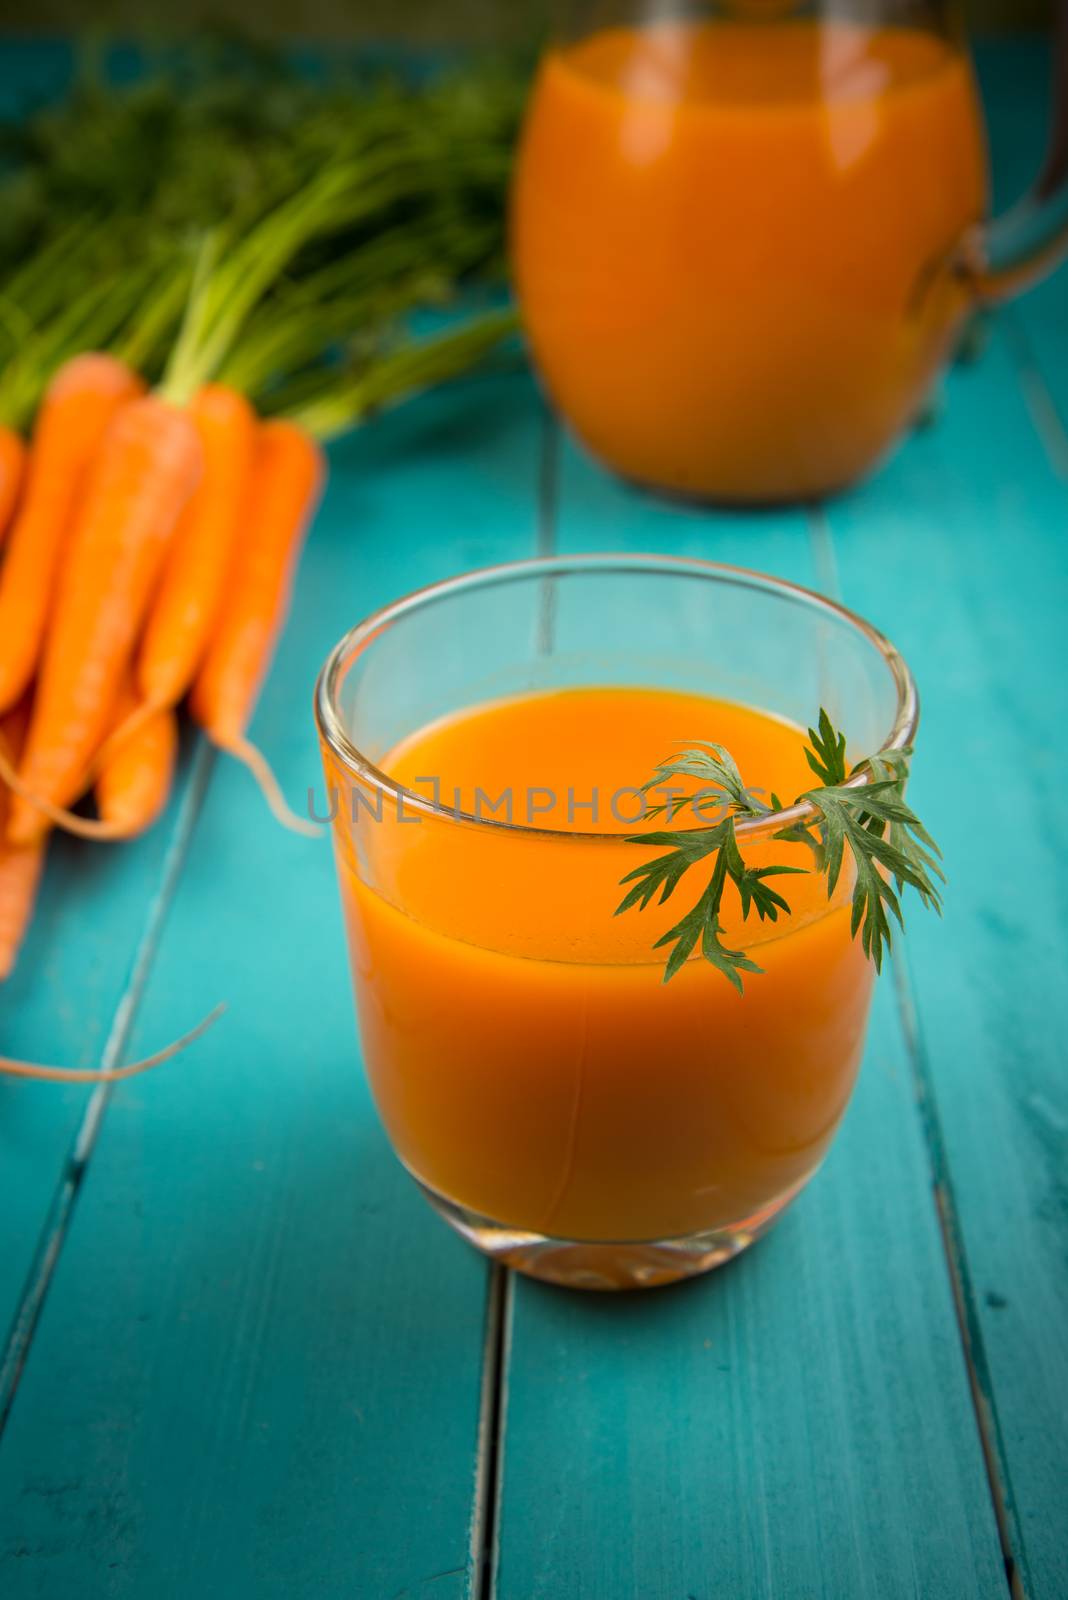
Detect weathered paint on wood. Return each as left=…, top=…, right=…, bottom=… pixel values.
left=492, top=436, right=1006, bottom=1600
left=0, top=760, right=210, bottom=1371
left=820, top=319, right=1068, bottom=1600
left=0, top=372, right=545, bottom=1598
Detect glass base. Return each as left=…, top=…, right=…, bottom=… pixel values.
left=416, top=1175, right=810, bottom=1291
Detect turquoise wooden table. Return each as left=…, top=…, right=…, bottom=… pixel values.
left=1, top=35, right=1066, bottom=1600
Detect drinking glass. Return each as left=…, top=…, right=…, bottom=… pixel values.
left=315, top=556, right=918, bottom=1290
left=512, top=0, right=1068, bottom=502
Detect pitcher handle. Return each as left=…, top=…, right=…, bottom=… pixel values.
left=960, top=1, right=1068, bottom=301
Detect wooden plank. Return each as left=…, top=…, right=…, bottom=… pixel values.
left=819, top=315, right=1068, bottom=1600
left=0, top=30, right=209, bottom=1390
left=0, top=371, right=546, bottom=1598
left=492, top=435, right=1005, bottom=1599
left=0, top=749, right=222, bottom=1403
left=0, top=758, right=215, bottom=1368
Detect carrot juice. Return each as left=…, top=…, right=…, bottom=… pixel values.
left=512, top=19, right=987, bottom=501
left=329, top=687, right=874, bottom=1269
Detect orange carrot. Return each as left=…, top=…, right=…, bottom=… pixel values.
left=3, top=394, right=202, bottom=846
left=0, top=355, right=145, bottom=714
left=191, top=419, right=324, bottom=836
left=95, top=677, right=178, bottom=838
left=0, top=843, right=46, bottom=982
left=138, top=384, right=256, bottom=708
left=86, top=385, right=256, bottom=779
left=0, top=697, right=45, bottom=978
left=0, top=425, right=25, bottom=550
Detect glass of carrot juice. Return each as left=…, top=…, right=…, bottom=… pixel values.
left=315, top=556, right=918, bottom=1290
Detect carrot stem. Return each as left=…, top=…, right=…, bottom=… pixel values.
left=280, top=308, right=519, bottom=439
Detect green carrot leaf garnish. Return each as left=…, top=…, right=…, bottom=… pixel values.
left=618, top=710, right=943, bottom=988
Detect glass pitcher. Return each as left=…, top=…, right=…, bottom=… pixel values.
left=512, top=0, right=1068, bottom=503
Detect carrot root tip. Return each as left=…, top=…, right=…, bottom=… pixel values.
left=0, top=737, right=133, bottom=842
left=218, top=733, right=322, bottom=839
left=0, top=1002, right=225, bottom=1082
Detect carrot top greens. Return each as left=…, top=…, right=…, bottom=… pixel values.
left=618, top=710, right=943, bottom=989
left=0, top=41, right=524, bottom=430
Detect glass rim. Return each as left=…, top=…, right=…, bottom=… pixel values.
left=313, top=552, right=919, bottom=844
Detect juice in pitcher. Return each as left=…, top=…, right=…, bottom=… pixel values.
left=512, top=16, right=987, bottom=501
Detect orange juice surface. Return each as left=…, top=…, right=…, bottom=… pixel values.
left=513, top=20, right=986, bottom=500
left=335, top=688, right=874, bottom=1243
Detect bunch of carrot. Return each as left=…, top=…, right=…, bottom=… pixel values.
left=0, top=46, right=523, bottom=1081
left=0, top=351, right=326, bottom=961
left=0, top=294, right=515, bottom=978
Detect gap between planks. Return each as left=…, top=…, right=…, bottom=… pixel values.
left=468, top=404, right=560, bottom=1600
left=986, top=306, right=1068, bottom=1596
left=468, top=1265, right=515, bottom=1600
left=0, top=741, right=216, bottom=1438
left=806, top=500, right=1029, bottom=1600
